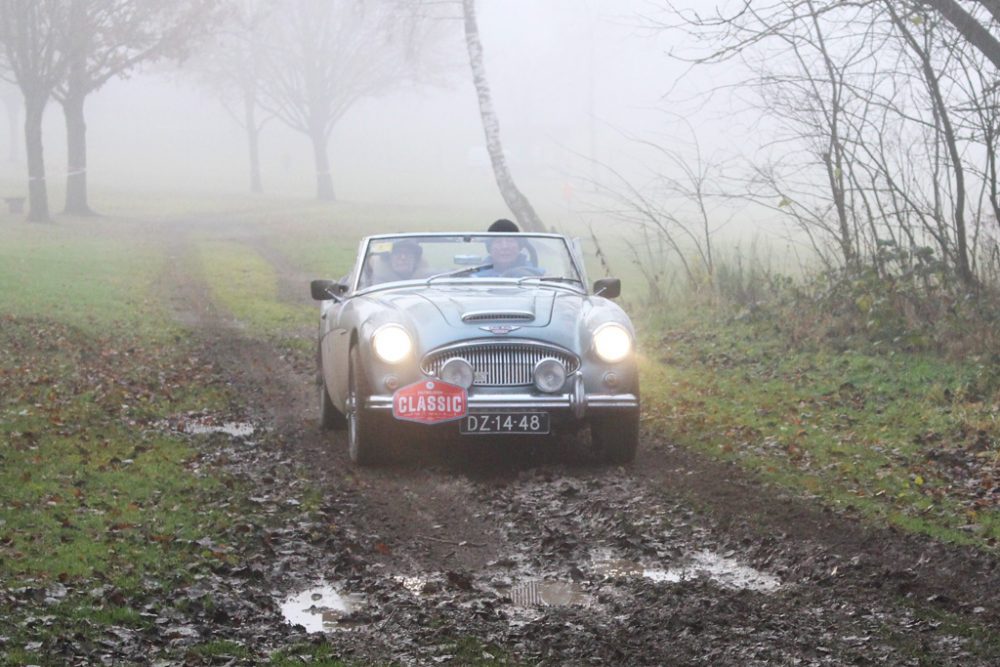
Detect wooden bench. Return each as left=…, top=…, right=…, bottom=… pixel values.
left=4, top=197, right=25, bottom=214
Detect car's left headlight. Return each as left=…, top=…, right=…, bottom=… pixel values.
left=593, top=323, right=632, bottom=363
left=372, top=324, right=412, bottom=363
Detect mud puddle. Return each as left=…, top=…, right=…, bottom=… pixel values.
left=157, top=413, right=257, bottom=438
left=498, top=549, right=779, bottom=611
left=279, top=583, right=364, bottom=633
left=184, top=420, right=255, bottom=437
left=379, top=548, right=780, bottom=620
left=592, top=549, right=782, bottom=592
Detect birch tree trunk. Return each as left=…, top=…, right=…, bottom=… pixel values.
left=462, top=0, right=544, bottom=231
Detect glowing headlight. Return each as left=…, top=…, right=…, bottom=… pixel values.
left=534, top=358, right=567, bottom=393
left=440, top=357, right=474, bottom=389
left=593, top=323, right=632, bottom=363
left=372, top=324, right=412, bottom=363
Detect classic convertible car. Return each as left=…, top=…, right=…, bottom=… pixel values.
left=310, top=232, right=639, bottom=465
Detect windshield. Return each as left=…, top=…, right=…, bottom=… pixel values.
left=356, top=234, right=582, bottom=290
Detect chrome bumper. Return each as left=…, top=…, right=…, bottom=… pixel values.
left=366, top=391, right=638, bottom=419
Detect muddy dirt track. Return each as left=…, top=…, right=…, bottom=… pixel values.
left=158, top=222, right=1000, bottom=666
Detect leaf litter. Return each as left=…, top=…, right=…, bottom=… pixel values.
left=6, top=237, right=1000, bottom=665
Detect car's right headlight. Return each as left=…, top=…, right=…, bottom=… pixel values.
left=372, top=324, right=413, bottom=363
left=593, top=323, right=632, bottom=363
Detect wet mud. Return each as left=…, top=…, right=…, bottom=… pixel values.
left=134, top=223, right=1000, bottom=665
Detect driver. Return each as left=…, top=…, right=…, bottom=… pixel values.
left=479, top=218, right=542, bottom=277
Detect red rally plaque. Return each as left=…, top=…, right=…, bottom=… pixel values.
left=392, top=380, right=467, bottom=424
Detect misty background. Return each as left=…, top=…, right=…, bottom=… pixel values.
left=4, top=0, right=999, bottom=301
left=0, top=0, right=747, bottom=221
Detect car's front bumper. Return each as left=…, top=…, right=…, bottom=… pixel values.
left=366, top=386, right=637, bottom=420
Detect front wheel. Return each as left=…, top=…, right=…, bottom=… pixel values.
left=347, top=346, right=383, bottom=465
left=590, top=409, right=639, bottom=464
left=318, top=371, right=346, bottom=431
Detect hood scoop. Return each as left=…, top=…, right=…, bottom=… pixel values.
left=461, top=310, right=535, bottom=323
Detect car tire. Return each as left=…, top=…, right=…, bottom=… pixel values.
left=590, top=408, right=639, bottom=464
left=317, top=344, right=347, bottom=431
left=347, top=346, right=382, bottom=465
left=318, top=371, right=347, bottom=431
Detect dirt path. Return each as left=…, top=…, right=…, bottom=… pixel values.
left=162, top=221, right=1000, bottom=665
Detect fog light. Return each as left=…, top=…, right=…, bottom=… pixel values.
left=440, top=357, right=474, bottom=389
left=384, top=375, right=400, bottom=391
left=534, top=358, right=567, bottom=393
left=603, top=371, right=620, bottom=389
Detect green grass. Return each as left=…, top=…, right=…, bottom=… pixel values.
left=0, top=315, right=243, bottom=664
left=0, top=206, right=266, bottom=664
left=267, top=643, right=348, bottom=666
left=444, top=637, right=518, bottom=665
left=189, top=640, right=254, bottom=661
left=194, top=238, right=314, bottom=341
left=283, top=237, right=359, bottom=281
left=4, top=190, right=999, bottom=663
left=641, top=308, right=1000, bottom=548
left=0, top=219, right=167, bottom=335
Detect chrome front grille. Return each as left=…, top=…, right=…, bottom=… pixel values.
left=421, top=341, right=579, bottom=387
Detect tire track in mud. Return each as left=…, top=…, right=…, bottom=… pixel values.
left=157, top=221, right=1000, bottom=665
left=156, top=224, right=506, bottom=572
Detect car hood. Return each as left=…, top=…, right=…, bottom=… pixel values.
left=366, top=285, right=559, bottom=327
left=360, top=284, right=602, bottom=352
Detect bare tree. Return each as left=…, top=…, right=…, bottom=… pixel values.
left=884, top=1, right=975, bottom=285
left=578, top=116, right=736, bottom=293
left=461, top=0, right=543, bottom=231
left=0, top=0, right=70, bottom=221
left=919, top=0, right=1000, bottom=70
left=654, top=0, right=996, bottom=290
left=55, top=0, right=221, bottom=215
left=189, top=0, right=272, bottom=193
left=256, top=0, right=436, bottom=201
left=655, top=1, right=879, bottom=270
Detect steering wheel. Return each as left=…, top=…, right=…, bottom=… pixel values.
left=500, top=266, right=544, bottom=278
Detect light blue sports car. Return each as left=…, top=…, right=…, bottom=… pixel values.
left=310, top=232, right=639, bottom=465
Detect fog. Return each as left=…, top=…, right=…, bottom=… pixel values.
left=0, top=0, right=756, bottom=225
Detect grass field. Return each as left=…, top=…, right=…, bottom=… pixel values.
left=0, top=220, right=164, bottom=335
left=640, top=308, right=1000, bottom=547
left=193, top=238, right=315, bottom=344
left=2, top=191, right=998, bottom=662
left=0, top=202, right=299, bottom=664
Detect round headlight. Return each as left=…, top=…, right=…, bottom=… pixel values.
left=534, top=357, right=567, bottom=393
left=371, top=324, right=412, bottom=363
left=440, top=357, right=474, bottom=389
left=593, top=323, right=632, bottom=363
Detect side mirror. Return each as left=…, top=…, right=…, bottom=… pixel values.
left=592, top=277, right=621, bottom=299
left=311, top=279, right=345, bottom=301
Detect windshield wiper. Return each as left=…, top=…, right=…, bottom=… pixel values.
left=517, top=275, right=584, bottom=288
left=426, top=263, right=493, bottom=283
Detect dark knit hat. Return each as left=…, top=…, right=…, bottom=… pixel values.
left=488, top=218, right=520, bottom=233
left=391, top=239, right=422, bottom=258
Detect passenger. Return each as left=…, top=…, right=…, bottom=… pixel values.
left=368, top=239, right=426, bottom=284
left=387, top=239, right=422, bottom=279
